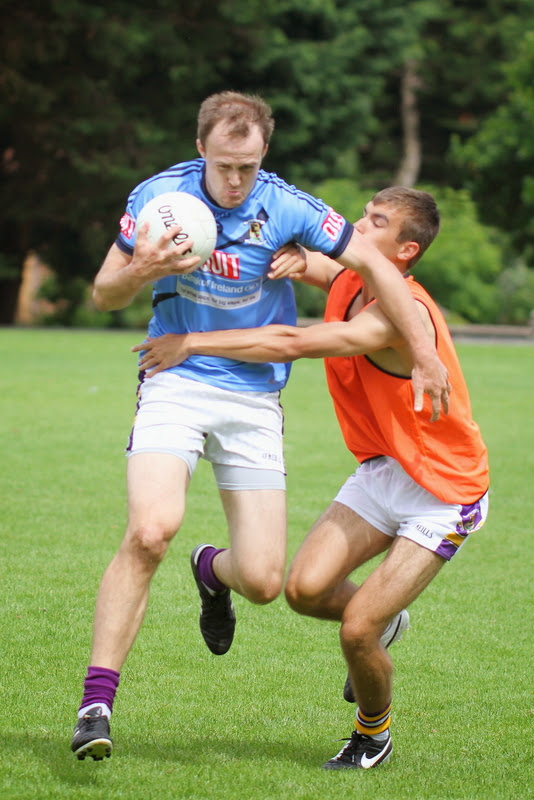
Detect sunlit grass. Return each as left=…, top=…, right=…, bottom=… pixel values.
left=1, top=329, right=532, bottom=799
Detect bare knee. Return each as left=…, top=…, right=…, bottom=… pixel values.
left=238, top=569, right=284, bottom=605
left=340, top=614, right=380, bottom=654
left=284, top=571, right=322, bottom=614
left=125, top=522, right=177, bottom=569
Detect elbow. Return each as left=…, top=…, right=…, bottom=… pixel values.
left=275, top=339, right=303, bottom=363
left=92, top=287, right=108, bottom=311
left=92, top=285, right=117, bottom=312
left=283, top=344, right=302, bottom=362
left=280, top=329, right=307, bottom=362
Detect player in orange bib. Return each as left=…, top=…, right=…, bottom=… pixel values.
left=135, top=187, right=489, bottom=771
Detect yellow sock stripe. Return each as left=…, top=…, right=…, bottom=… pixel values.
left=356, top=704, right=391, bottom=735
left=357, top=703, right=392, bottom=724
left=355, top=716, right=391, bottom=735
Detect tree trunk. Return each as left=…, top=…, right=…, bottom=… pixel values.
left=395, top=59, right=422, bottom=187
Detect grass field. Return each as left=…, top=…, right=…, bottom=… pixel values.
left=1, top=328, right=533, bottom=799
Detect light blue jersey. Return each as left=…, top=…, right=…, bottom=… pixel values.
left=117, top=158, right=353, bottom=392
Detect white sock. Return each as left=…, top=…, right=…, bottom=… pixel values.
left=78, top=702, right=112, bottom=719
left=371, top=729, right=390, bottom=741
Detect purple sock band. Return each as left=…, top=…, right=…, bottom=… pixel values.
left=79, top=665, right=120, bottom=714
left=198, top=547, right=227, bottom=593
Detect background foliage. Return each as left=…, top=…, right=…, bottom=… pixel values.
left=2, top=0, right=534, bottom=324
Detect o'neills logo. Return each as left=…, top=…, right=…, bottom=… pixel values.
left=157, top=204, right=190, bottom=248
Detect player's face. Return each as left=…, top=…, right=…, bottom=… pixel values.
left=197, top=122, right=268, bottom=209
left=354, top=202, right=411, bottom=263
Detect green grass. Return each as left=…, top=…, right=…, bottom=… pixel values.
left=1, top=328, right=533, bottom=799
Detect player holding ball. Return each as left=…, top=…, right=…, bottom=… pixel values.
left=71, top=93, right=450, bottom=762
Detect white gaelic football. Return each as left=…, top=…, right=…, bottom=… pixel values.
left=136, top=191, right=217, bottom=265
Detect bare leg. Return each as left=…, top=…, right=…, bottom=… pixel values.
left=341, top=536, right=445, bottom=712
left=285, top=501, right=392, bottom=620
left=212, top=488, right=287, bottom=604
left=90, top=453, right=190, bottom=671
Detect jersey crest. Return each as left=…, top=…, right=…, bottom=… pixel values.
left=244, top=218, right=266, bottom=245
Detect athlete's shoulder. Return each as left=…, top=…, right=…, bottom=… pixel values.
left=330, top=267, right=363, bottom=293
left=405, top=275, right=451, bottom=341
left=252, top=169, right=347, bottom=249
left=128, top=158, right=205, bottom=205
left=324, top=268, right=362, bottom=320
left=406, top=275, right=442, bottom=311
left=254, top=168, right=330, bottom=210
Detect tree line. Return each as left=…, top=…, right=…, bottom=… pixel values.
left=2, top=0, right=534, bottom=325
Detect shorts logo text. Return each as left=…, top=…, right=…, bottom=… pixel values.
left=416, top=524, right=434, bottom=539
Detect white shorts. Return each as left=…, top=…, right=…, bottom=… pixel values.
left=127, top=372, right=286, bottom=489
left=334, top=456, right=489, bottom=561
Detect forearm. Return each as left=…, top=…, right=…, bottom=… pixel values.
left=133, top=317, right=385, bottom=377
left=93, top=251, right=147, bottom=311
left=185, top=321, right=373, bottom=362
left=337, top=238, right=434, bottom=363
left=185, top=326, right=305, bottom=363
left=94, top=227, right=203, bottom=311
left=93, top=266, right=143, bottom=311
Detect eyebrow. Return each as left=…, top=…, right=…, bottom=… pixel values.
left=215, top=157, right=260, bottom=167
left=365, top=204, right=389, bottom=225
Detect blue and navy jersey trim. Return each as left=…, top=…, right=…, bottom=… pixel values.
left=116, top=237, right=133, bottom=255
left=329, top=223, right=353, bottom=259
left=128, top=161, right=205, bottom=205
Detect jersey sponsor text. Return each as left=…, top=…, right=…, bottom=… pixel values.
left=176, top=272, right=261, bottom=310
left=201, top=251, right=240, bottom=279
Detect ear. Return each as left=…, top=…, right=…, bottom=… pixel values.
left=398, top=241, right=419, bottom=264
left=196, top=138, right=205, bottom=158
left=262, top=143, right=269, bottom=159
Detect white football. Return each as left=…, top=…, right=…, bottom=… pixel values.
left=136, top=191, right=217, bottom=265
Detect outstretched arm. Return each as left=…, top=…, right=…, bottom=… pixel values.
left=336, top=229, right=450, bottom=419
left=131, top=231, right=451, bottom=420
left=133, top=302, right=421, bottom=380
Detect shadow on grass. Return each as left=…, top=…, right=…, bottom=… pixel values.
left=5, top=728, right=330, bottom=785
left=4, top=732, right=104, bottom=788
left=121, top=732, right=329, bottom=767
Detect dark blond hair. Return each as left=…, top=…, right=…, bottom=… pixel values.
left=372, top=187, right=440, bottom=268
left=197, top=91, right=275, bottom=146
